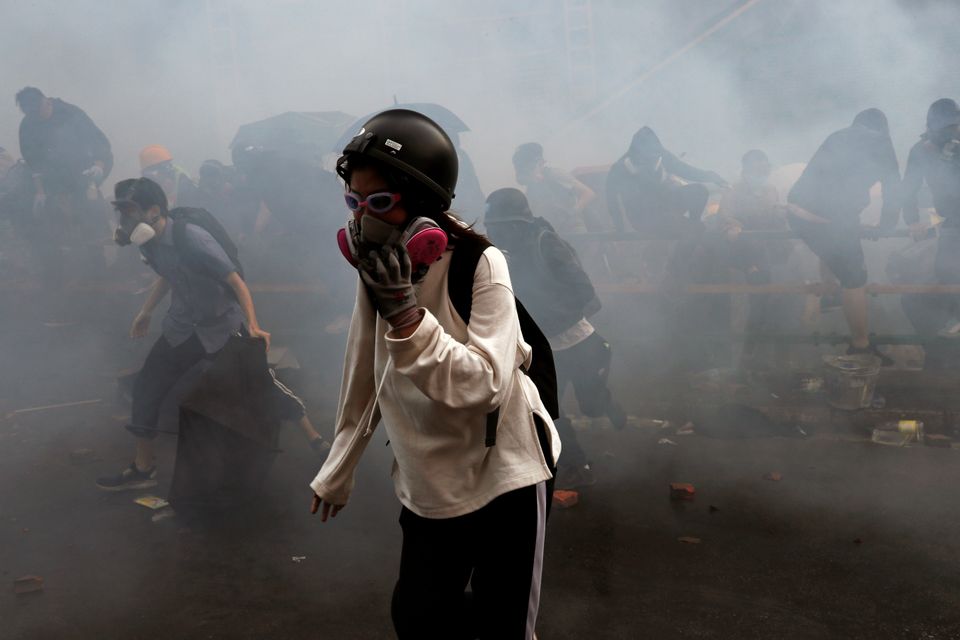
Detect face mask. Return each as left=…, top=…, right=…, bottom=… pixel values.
left=114, top=221, right=156, bottom=247
left=338, top=215, right=448, bottom=276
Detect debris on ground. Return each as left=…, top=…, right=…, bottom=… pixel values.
left=853, top=538, right=864, bottom=545
left=925, top=434, right=953, bottom=448
left=709, top=505, right=721, bottom=513
left=676, top=422, right=695, bottom=436
left=13, top=575, right=44, bottom=595
left=134, top=496, right=170, bottom=510
left=631, top=418, right=671, bottom=430
left=292, top=556, right=307, bottom=563
left=670, top=483, right=696, bottom=501
left=69, top=448, right=96, bottom=464
left=678, top=536, right=702, bottom=544
left=763, top=472, right=783, bottom=482
left=5, top=398, right=102, bottom=420
left=151, top=507, right=176, bottom=523
left=552, top=490, right=579, bottom=509
left=658, top=438, right=678, bottom=446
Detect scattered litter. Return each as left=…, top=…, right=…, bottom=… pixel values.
left=42, top=321, right=76, bottom=328
left=800, top=377, right=823, bottom=393
left=770, top=393, right=780, bottom=399
left=292, top=556, right=307, bottom=563
left=925, top=434, right=953, bottom=448
left=602, top=451, right=616, bottom=459
left=658, top=438, right=677, bottom=446
left=631, top=418, right=671, bottom=430
left=870, top=395, right=886, bottom=409
left=709, top=505, right=721, bottom=513
left=676, top=422, right=695, bottom=436
left=552, top=490, right=579, bottom=509
left=5, top=398, right=101, bottom=420
left=151, top=507, right=175, bottom=523
left=134, top=496, right=169, bottom=510
left=70, top=448, right=96, bottom=464
left=670, top=483, right=696, bottom=501
left=872, top=420, right=924, bottom=447
left=13, top=575, right=43, bottom=595
left=763, top=472, right=783, bottom=482
left=678, top=536, right=702, bottom=545
left=853, top=538, right=863, bottom=545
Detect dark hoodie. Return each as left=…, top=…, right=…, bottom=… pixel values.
left=497, top=217, right=599, bottom=337
left=902, top=100, right=960, bottom=227
left=19, top=98, right=112, bottom=194
left=606, top=127, right=719, bottom=232
left=788, top=109, right=901, bottom=227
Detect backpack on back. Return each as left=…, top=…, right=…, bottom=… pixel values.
left=447, top=236, right=560, bottom=447
left=169, top=206, right=244, bottom=280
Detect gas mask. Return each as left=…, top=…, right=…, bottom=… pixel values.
left=114, top=210, right=158, bottom=247
left=338, top=215, right=448, bottom=280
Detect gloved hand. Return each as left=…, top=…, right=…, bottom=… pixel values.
left=83, top=164, right=104, bottom=181
left=359, top=245, right=420, bottom=328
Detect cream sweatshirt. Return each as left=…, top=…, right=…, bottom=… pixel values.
left=309, top=245, right=561, bottom=519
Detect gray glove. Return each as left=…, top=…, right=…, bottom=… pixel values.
left=359, top=245, right=419, bottom=327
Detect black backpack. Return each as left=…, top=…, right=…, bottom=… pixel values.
left=447, top=236, right=560, bottom=447
left=169, top=206, right=244, bottom=280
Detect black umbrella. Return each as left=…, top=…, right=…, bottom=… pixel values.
left=333, top=102, right=470, bottom=152
left=231, top=111, right=356, bottom=155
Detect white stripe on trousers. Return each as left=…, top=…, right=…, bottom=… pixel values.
left=525, top=481, right=548, bottom=640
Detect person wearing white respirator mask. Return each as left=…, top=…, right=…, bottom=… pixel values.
left=310, top=109, right=560, bottom=640
left=97, top=177, right=271, bottom=491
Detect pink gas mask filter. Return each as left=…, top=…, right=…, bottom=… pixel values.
left=338, top=215, right=448, bottom=278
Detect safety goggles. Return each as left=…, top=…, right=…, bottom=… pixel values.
left=344, top=190, right=402, bottom=215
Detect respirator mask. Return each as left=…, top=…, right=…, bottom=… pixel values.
left=113, top=203, right=158, bottom=247
left=338, top=214, right=448, bottom=281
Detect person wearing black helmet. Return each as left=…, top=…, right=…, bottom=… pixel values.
left=786, top=108, right=902, bottom=365
left=900, top=99, right=960, bottom=357
left=485, top=188, right=625, bottom=490
left=309, top=109, right=560, bottom=639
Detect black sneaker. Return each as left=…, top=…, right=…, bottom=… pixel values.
left=96, top=463, right=157, bottom=492
left=846, top=344, right=894, bottom=367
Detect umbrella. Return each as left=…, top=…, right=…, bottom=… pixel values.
left=333, top=102, right=470, bottom=152
left=231, top=111, right=356, bottom=155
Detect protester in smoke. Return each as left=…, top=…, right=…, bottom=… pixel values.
left=16, top=86, right=113, bottom=285
left=485, top=187, right=625, bottom=490
left=194, top=159, right=260, bottom=242
left=786, top=108, right=902, bottom=365
left=309, top=110, right=559, bottom=639
left=139, top=145, right=200, bottom=209
left=899, top=98, right=960, bottom=365
left=513, top=141, right=596, bottom=234
left=95, top=177, right=272, bottom=491
left=606, top=126, right=727, bottom=236
left=715, top=149, right=790, bottom=366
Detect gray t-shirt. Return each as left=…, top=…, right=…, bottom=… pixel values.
left=140, top=220, right=245, bottom=353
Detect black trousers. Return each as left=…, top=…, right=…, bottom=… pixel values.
left=391, top=420, right=554, bottom=640
left=553, top=331, right=621, bottom=466
left=131, top=334, right=212, bottom=440
left=392, top=482, right=549, bottom=640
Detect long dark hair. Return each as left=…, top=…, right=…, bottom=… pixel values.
left=341, top=154, right=489, bottom=248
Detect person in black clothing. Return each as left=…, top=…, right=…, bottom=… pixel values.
left=16, top=86, right=113, bottom=285
left=485, top=188, right=626, bottom=490
left=900, top=98, right=960, bottom=366
left=605, top=126, right=727, bottom=236
left=786, top=108, right=901, bottom=363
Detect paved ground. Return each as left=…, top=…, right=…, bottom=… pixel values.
left=3, top=292, right=960, bottom=639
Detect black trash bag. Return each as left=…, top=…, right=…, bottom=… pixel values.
left=168, top=336, right=282, bottom=519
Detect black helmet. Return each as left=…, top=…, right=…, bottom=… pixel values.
left=485, top=188, right=534, bottom=224
left=927, top=98, right=960, bottom=133
left=337, top=109, right=458, bottom=210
